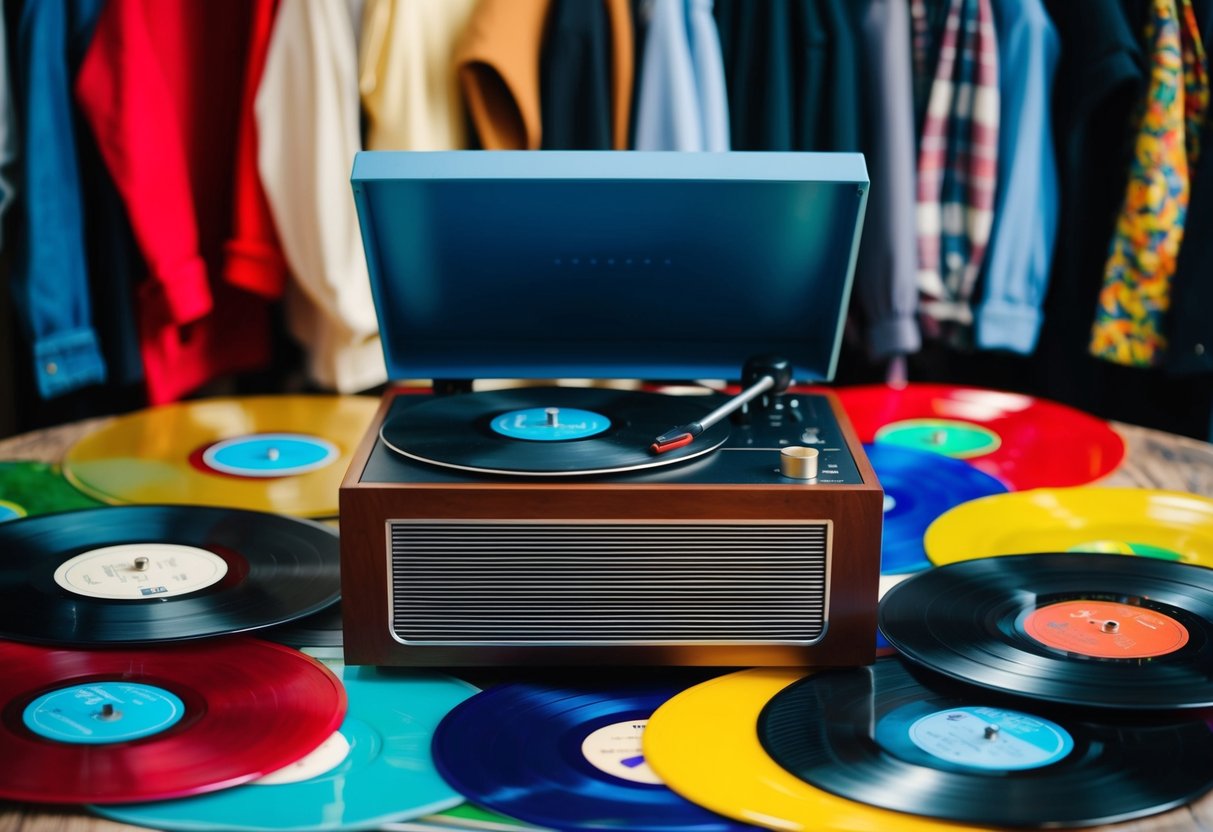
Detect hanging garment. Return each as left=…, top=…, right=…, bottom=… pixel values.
left=9, top=0, right=107, bottom=398
left=0, top=11, right=16, bottom=250
left=1090, top=0, right=1209, bottom=367
left=915, top=0, right=999, bottom=338
left=360, top=0, right=478, bottom=151
left=851, top=0, right=921, bottom=361
left=1167, top=0, right=1213, bottom=375
left=454, top=0, right=550, bottom=149
left=256, top=0, right=386, bottom=392
left=76, top=0, right=274, bottom=405
left=712, top=0, right=800, bottom=151
left=540, top=0, right=634, bottom=149
left=225, top=0, right=287, bottom=299
left=633, top=0, right=729, bottom=150
left=973, top=0, right=1061, bottom=355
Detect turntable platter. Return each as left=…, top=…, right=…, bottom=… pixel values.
left=378, top=388, right=730, bottom=476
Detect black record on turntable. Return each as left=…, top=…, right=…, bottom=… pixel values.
left=879, top=553, right=1213, bottom=709
left=380, top=387, right=730, bottom=476
left=757, top=657, right=1213, bottom=828
left=0, top=505, right=341, bottom=645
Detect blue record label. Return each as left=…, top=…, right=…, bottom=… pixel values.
left=24, top=682, right=185, bottom=744
left=877, top=703, right=1073, bottom=772
left=202, top=434, right=339, bottom=477
left=490, top=407, right=611, bottom=441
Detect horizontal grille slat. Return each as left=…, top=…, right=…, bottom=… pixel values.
left=390, top=521, right=828, bottom=644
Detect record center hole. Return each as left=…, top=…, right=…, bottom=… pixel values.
left=983, top=724, right=999, bottom=740
left=1095, top=619, right=1120, bottom=633
left=266, top=447, right=280, bottom=461
left=132, top=557, right=149, bottom=572
left=96, top=704, right=121, bottom=722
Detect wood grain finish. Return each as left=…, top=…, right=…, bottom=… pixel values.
left=340, top=389, right=882, bottom=667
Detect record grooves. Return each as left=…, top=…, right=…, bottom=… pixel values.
left=0, top=638, right=346, bottom=804
left=431, top=682, right=748, bottom=831
left=756, top=658, right=1213, bottom=828
left=879, top=553, right=1213, bottom=709
left=0, top=505, right=341, bottom=645
left=380, top=387, right=730, bottom=476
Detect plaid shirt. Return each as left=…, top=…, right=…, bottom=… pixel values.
left=914, top=0, right=1000, bottom=341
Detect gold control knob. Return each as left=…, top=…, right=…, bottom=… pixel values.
left=780, top=446, right=819, bottom=479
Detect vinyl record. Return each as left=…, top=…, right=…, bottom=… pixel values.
left=866, top=444, right=1007, bottom=574
left=644, top=669, right=980, bottom=831
left=262, top=600, right=344, bottom=654
left=757, top=657, right=1213, bottom=828
left=406, top=803, right=552, bottom=830
left=836, top=384, right=1125, bottom=490
left=925, top=487, right=1213, bottom=568
left=380, top=387, right=729, bottom=476
left=879, top=552, right=1213, bottom=709
left=431, top=682, right=750, bottom=831
left=0, top=461, right=102, bottom=521
left=0, top=505, right=340, bottom=645
left=0, top=637, right=345, bottom=804
left=93, top=666, right=477, bottom=831
left=62, top=395, right=379, bottom=517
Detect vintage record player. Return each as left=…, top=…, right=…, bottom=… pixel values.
left=341, top=151, right=880, bottom=666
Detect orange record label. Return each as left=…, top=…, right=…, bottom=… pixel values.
left=1022, top=600, right=1188, bottom=659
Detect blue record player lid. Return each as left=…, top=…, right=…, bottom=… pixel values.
left=351, top=151, right=868, bottom=383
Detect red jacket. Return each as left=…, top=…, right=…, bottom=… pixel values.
left=76, top=0, right=283, bottom=403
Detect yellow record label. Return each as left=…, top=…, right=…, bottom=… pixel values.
left=643, top=669, right=981, bottom=831
left=924, top=487, right=1213, bottom=568
left=62, top=396, right=380, bottom=518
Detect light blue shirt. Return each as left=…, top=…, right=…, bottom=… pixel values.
left=974, top=0, right=1061, bottom=354
left=634, top=0, right=729, bottom=151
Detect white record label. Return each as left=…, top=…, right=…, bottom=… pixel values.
left=581, top=719, right=663, bottom=785
left=53, top=543, right=228, bottom=600
left=252, top=730, right=351, bottom=785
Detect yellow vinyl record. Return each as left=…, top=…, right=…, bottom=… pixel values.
left=62, top=395, right=379, bottom=518
left=643, top=669, right=979, bottom=832
left=925, top=487, right=1213, bottom=567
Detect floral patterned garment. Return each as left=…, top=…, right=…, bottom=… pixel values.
left=1090, top=0, right=1209, bottom=367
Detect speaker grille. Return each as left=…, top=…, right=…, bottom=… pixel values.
left=388, top=521, right=830, bottom=644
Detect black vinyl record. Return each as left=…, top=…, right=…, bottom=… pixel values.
left=879, top=553, right=1213, bottom=709
left=262, top=600, right=343, bottom=652
left=757, top=657, right=1213, bottom=828
left=380, top=387, right=730, bottom=475
left=0, top=505, right=341, bottom=645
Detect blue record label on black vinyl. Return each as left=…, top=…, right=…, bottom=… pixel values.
left=876, top=702, right=1074, bottom=772
left=490, top=407, right=611, bottom=441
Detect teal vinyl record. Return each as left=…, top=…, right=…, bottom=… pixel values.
left=92, top=666, right=478, bottom=831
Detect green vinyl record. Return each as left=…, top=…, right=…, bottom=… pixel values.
left=0, top=461, right=101, bottom=521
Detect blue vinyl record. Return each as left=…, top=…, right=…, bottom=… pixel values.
left=867, top=443, right=1008, bottom=575
left=432, top=682, right=753, bottom=831
left=92, top=666, right=478, bottom=832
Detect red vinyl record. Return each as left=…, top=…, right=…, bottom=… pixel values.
left=0, top=637, right=346, bottom=804
left=836, top=384, right=1125, bottom=490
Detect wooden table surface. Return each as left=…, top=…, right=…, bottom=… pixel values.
left=2, top=415, right=1213, bottom=832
